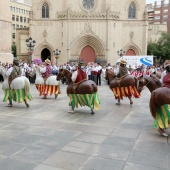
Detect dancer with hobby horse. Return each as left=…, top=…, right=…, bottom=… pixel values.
left=149, top=60, right=170, bottom=137
left=57, top=62, right=100, bottom=114
left=105, top=59, right=140, bottom=105
left=1, top=59, right=32, bottom=107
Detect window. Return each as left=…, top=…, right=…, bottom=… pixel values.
left=154, top=16, right=160, bottom=20
left=20, top=16, right=23, bottom=22
left=164, top=9, right=168, bottom=13
left=12, top=15, right=15, bottom=21
left=20, top=25, right=23, bottom=28
left=12, top=24, right=15, bottom=30
left=16, top=25, right=19, bottom=28
left=24, top=17, right=26, bottom=23
left=128, top=2, right=136, bottom=19
left=16, top=16, right=19, bottom=22
left=42, top=3, right=49, bottom=18
left=12, top=33, right=15, bottom=39
left=155, top=10, right=160, bottom=14
left=163, top=15, right=168, bottom=19
left=82, top=0, right=95, bottom=11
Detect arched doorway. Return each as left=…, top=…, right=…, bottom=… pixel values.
left=80, top=45, right=95, bottom=64
left=126, top=49, right=136, bottom=56
left=41, top=48, right=51, bottom=61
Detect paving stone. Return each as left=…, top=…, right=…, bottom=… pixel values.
left=40, top=120, right=68, bottom=129
left=0, top=158, right=36, bottom=170
left=11, top=145, right=57, bottom=164
left=61, top=123, right=90, bottom=132
left=85, top=126, right=114, bottom=135
left=138, top=131, right=168, bottom=143
left=0, top=129, right=20, bottom=142
left=33, top=164, right=65, bottom=170
left=33, top=130, right=81, bottom=150
left=0, top=141, right=26, bottom=157
left=133, top=140, right=170, bottom=155
left=44, top=151, right=89, bottom=170
left=123, top=163, right=164, bottom=170
left=79, top=156, right=125, bottom=170
left=0, top=121, right=13, bottom=129
left=110, top=128, right=140, bottom=139
left=61, top=140, right=96, bottom=155
left=75, top=132, right=107, bottom=144
left=10, top=132, right=44, bottom=145
left=127, top=149, right=169, bottom=169
left=0, top=83, right=170, bottom=170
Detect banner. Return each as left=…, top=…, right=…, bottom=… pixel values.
left=117, top=56, right=153, bottom=67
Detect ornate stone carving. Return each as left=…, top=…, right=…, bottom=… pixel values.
left=129, top=31, right=134, bottom=40
left=56, top=9, right=120, bottom=20
left=43, top=30, right=47, bottom=37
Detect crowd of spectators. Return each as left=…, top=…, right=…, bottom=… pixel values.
left=0, top=59, right=164, bottom=85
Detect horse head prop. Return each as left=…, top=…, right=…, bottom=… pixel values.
left=57, top=68, right=100, bottom=114
left=136, top=75, right=162, bottom=93
left=105, top=69, right=140, bottom=105
left=136, top=75, right=169, bottom=137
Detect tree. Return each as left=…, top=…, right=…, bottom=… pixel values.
left=147, top=32, right=170, bottom=62
left=11, top=44, right=17, bottom=58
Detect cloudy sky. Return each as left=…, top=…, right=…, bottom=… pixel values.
left=146, top=0, right=155, bottom=3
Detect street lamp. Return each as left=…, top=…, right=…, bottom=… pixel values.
left=26, top=37, right=36, bottom=64
left=117, top=49, right=125, bottom=58
left=53, top=49, right=61, bottom=63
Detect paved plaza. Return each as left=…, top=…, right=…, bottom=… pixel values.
left=0, top=82, right=169, bottom=170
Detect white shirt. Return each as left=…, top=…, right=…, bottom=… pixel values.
left=160, top=70, right=166, bottom=83
left=71, top=70, right=78, bottom=82
left=6, top=67, right=13, bottom=77
left=40, top=67, right=46, bottom=73
left=6, top=67, right=24, bottom=76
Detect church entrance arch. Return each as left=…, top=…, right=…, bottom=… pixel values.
left=126, top=49, right=136, bottom=56
left=80, top=45, right=95, bottom=64
left=41, top=48, right=51, bottom=61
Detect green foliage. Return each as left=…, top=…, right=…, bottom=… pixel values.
left=147, top=32, right=170, bottom=62
left=11, top=45, right=17, bottom=58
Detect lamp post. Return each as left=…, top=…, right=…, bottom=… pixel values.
left=26, top=37, right=36, bottom=65
left=117, top=49, right=125, bottom=59
left=53, top=49, right=61, bottom=64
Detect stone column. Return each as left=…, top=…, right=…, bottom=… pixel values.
left=0, top=0, right=13, bottom=63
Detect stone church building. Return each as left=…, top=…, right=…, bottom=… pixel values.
left=0, top=0, right=13, bottom=63
left=17, top=0, right=148, bottom=65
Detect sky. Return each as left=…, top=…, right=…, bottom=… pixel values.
left=146, top=0, right=155, bottom=3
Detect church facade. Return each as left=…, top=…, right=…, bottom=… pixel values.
left=17, top=0, right=148, bottom=65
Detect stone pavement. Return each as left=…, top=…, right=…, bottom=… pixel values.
left=0, top=82, right=169, bottom=170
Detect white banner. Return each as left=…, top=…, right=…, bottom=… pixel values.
left=117, top=56, right=153, bottom=67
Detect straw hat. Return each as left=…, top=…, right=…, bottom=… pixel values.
left=120, top=59, right=127, bottom=65
left=45, top=59, right=51, bottom=65
left=13, top=59, right=19, bottom=66
left=78, top=61, right=85, bottom=66
left=164, top=60, right=170, bottom=68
